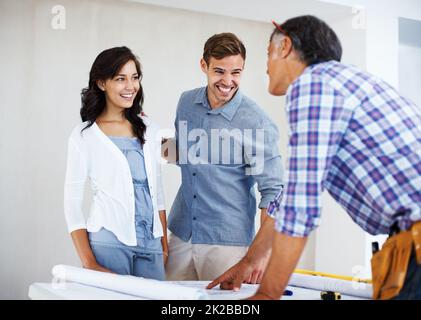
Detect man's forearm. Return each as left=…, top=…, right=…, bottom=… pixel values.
left=257, top=232, right=307, bottom=299
left=245, top=213, right=276, bottom=264
left=260, top=208, right=269, bottom=226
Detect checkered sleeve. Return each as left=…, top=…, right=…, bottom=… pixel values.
left=267, top=187, right=283, bottom=218
left=275, top=74, right=347, bottom=237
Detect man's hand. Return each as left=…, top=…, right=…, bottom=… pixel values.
left=243, top=253, right=271, bottom=284
left=248, top=232, right=308, bottom=300
left=206, top=257, right=257, bottom=291
left=207, top=215, right=276, bottom=291
left=241, top=209, right=272, bottom=284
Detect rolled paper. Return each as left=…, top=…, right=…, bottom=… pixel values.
left=52, top=265, right=209, bottom=300
left=289, top=272, right=373, bottom=299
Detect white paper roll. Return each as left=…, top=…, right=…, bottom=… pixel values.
left=289, top=273, right=373, bottom=299
left=52, top=265, right=209, bottom=300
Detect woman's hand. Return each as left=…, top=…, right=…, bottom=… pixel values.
left=161, top=237, right=169, bottom=266
left=83, top=261, right=114, bottom=274
left=71, top=229, right=114, bottom=274
left=159, top=210, right=169, bottom=266
left=163, top=250, right=169, bottom=266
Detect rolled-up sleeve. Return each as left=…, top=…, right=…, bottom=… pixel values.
left=64, top=137, right=88, bottom=233
left=248, top=119, right=284, bottom=209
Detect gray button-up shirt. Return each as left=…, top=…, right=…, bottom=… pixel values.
left=168, top=87, right=283, bottom=246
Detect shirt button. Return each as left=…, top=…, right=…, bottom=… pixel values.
left=193, top=217, right=197, bottom=221
left=193, top=173, right=196, bottom=176
left=193, top=195, right=197, bottom=199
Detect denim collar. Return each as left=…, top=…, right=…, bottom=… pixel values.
left=194, top=86, right=243, bottom=122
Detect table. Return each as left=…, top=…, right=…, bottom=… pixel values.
left=28, top=281, right=368, bottom=300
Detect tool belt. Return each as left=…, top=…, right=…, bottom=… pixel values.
left=371, top=221, right=421, bottom=300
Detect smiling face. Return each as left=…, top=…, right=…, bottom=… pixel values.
left=97, top=60, right=140, bottom=110
left=201, top=55, right=244, bottom=109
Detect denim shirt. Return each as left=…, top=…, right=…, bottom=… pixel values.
left=89, top=137, right=163, bottom=254
left=168, top=87, right=284, bottom=246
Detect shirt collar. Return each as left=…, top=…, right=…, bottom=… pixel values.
left=194, top=86, right=243, bottom=122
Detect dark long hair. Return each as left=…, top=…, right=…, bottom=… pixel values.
left=80, top=46, right=146, bottom=144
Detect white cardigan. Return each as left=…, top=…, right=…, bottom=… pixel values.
left=64, top=116, right=166, bottom=246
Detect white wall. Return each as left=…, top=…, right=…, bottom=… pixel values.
left=399, top=18, right=421, bottom=108
left=320, top=0, right=421, bottom=86
left=399, top=45, right=421, bottom=107
left=0, top=0, right=366, bottom=298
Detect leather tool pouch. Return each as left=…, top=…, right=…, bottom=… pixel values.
left=371, top=229, right=413, bottom=300
left=412, top=222, right=421, bottom=265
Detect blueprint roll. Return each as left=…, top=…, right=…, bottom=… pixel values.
left=52, top=265, right=209, bottom=300
left=289, top=273, right=373, bottom=299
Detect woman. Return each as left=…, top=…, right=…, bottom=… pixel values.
left=64, top=46, right=168, bottom=280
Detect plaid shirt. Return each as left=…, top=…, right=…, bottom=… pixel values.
left=268, top=61, right=421, bottom=237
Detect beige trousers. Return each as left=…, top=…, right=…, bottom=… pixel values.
left=165, top=233, right=248, bottom=281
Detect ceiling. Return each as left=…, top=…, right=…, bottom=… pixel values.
left=126, top=0, right=353, bottom=24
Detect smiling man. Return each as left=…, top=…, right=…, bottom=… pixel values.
left=166, top=33, right=284, bottom=281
